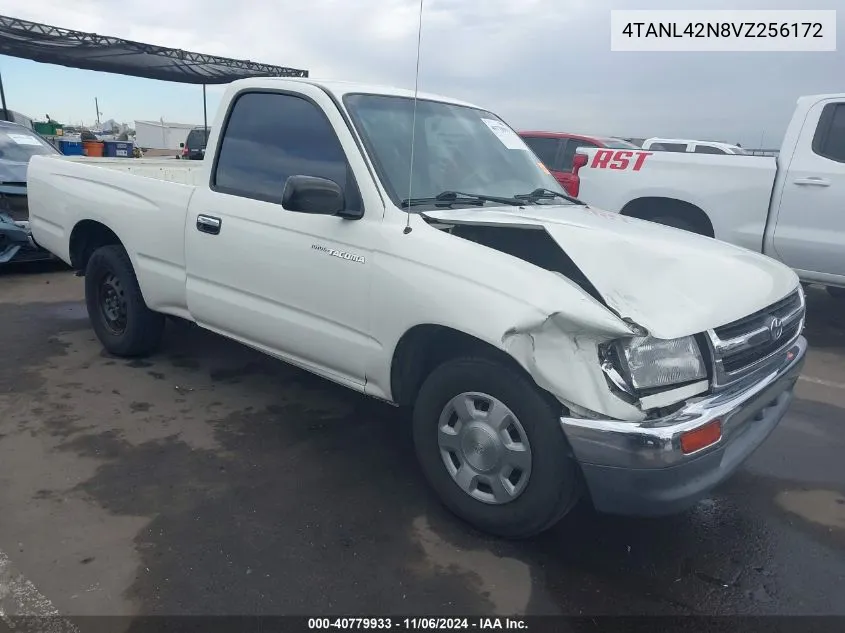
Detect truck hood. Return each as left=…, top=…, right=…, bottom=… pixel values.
left=422, top=204, right=799, bottom=339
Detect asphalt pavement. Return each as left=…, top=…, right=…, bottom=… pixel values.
left=0, top=264, right=843, bottom=620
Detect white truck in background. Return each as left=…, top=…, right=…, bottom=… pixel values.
left=27, top=78, right=807, bottom=538
left=575, top=93, right=845, bottom=297
left=641, top=138, right=749, bottom=155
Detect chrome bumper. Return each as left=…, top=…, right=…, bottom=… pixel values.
left=561, top=336, right=806, bottom=515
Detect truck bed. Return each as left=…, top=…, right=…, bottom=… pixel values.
left=576, top=149, right=778, bottom=253
left=27, top=154, right=197, bottom=316
left=60, top=156, right=206, bottom=186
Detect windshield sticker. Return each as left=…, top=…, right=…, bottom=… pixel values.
left=481, top=118, right=527, bottom=150
left=7, top=133, right=43, bottom=146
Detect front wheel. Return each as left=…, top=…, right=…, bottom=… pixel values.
left=412, top=357, right=582, bottom=538
left=84, top=245, right=165, bottom=357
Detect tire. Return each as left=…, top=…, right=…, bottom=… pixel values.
left=84, top=245, right=165, bottom=357
left=412, top=356, right=582, bottom=539
left=649, top=215, right=700, bottom=234
left=827, top=286, right=845, bottom=300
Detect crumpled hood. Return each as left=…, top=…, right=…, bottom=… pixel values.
left=423, top=204, right=799, bottom=339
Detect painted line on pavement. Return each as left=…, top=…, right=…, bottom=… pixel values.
left=0, top=549, right=78, bottom=633
left=799, top=375, right=845, bottom=390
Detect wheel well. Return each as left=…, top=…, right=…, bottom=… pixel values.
left=69, top=220, right=123, bottom=271
left=620, top=197, right=714, bottom=237
left=390, top=325, right=529, bottom=407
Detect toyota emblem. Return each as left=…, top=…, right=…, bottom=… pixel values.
left=767, top=316, right=784, bottom=341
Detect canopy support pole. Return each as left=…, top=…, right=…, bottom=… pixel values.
left=202, top=84, right=208, bottom=134
left=0, top=70, right=9, bottom=121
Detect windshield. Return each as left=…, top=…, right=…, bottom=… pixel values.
left=343, top=94, right=567, bottom=208
left=0, top=129, right=58, bottom=163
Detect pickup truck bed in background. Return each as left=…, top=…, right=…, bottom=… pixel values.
left=576, top=93, right=845, bottom=294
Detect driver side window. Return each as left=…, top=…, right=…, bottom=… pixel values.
left=212, top=91, right=361, bottom=211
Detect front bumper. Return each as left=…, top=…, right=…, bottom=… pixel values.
left=561, top=336, right=807, bottom=516
left=0, top=215, right=53, bottom=264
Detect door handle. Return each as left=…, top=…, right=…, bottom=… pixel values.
left=794, top=177, right=831, bottom=186
left=196, top=214, right=221, bottom=235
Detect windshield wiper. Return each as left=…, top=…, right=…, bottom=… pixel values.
left=514, top=188, right=585, bottom=205
left=400, top=190, right=524, bottom=208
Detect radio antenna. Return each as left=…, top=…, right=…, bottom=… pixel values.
left=403, top=0, right=425, bottom=235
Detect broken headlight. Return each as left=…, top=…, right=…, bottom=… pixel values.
left=603, top=336, right=706, bottom=392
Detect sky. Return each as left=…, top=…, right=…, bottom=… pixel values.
left=0, top=0, right=841, bottom=148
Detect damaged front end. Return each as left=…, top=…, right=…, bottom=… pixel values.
left=421, top=204, right=801, bottom=422
left=419, top=200, right=806, bottom=516
left=422, top=213, right=711, bottom=421
left=421, top=207, right=807, bottom=517
left=597, top=334, right=712, bottom=415
left=498, top=306, right=712, bottom=424
left=0, top=193, right=53, bottom=264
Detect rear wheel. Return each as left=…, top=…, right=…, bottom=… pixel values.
left=412, top=357, right=582, bottom=538
left=84, top=245, right=164, bottom=357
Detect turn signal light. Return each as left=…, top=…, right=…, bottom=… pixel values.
left=680, top=420, right=722, bottom=454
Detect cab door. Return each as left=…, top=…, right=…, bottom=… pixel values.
left=184, top=86, right=382, bottom=387
left=772, top=99, right=845, bottom=279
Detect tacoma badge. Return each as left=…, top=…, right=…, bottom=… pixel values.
left=311, top=244, right=365, bottom=264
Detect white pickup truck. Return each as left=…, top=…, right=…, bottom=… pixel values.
left=28, top=78, right=807, bottom=538
left=575, top=93, right=845, bottom=297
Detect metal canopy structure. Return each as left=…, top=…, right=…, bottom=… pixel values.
left=0, top=14, right=308, bottom=129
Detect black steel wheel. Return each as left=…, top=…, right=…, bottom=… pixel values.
left=97, top=272, right=128, bottom=335
left=84, top=244, right=164, bottom=357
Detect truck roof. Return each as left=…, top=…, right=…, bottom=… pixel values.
left=798, top=93, right=845, bottom=101
left=225, top=77, right=484, bottom=110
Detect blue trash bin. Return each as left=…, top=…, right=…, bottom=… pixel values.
left=58, top=140, right=84, bottom=156
left=103, top=141, right=134, bottom=158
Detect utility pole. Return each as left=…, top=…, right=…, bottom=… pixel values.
left=95, top=97, right=102, bottom=127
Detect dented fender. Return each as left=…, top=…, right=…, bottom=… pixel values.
left=501, top=310, right=647, bottom=422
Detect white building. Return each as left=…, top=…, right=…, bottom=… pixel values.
left=97, top=119, right=131, bottom=134
left=134, top=119, right=198, bottom=150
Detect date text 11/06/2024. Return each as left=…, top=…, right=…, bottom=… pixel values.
left=308, top=617, right=528, bottom=630
left=620, top=22, right=824, bottom=39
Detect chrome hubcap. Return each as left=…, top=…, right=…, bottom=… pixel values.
left=437, top=392, right=532, bottom=505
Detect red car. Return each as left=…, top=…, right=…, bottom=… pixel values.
left=518, top=132, right=639, bottom=197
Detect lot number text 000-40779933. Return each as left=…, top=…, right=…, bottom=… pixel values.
left=610, top=10, right=837, bottom=52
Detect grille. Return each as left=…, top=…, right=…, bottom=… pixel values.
left=708, top=288, right=804, bottom=385
left=721, top=319, right=802, bottom=372
left=714, top=291, right=802, bottom=340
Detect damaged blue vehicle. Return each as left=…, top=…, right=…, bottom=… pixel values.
left=0, top=119, right=61, bottom=264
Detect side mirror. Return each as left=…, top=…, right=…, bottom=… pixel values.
left=179, top=142, right=185, bottom=148
left=282, top=175, right=347, bottom=216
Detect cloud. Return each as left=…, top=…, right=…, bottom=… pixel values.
left=1, top=0, right=842, bottom=146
